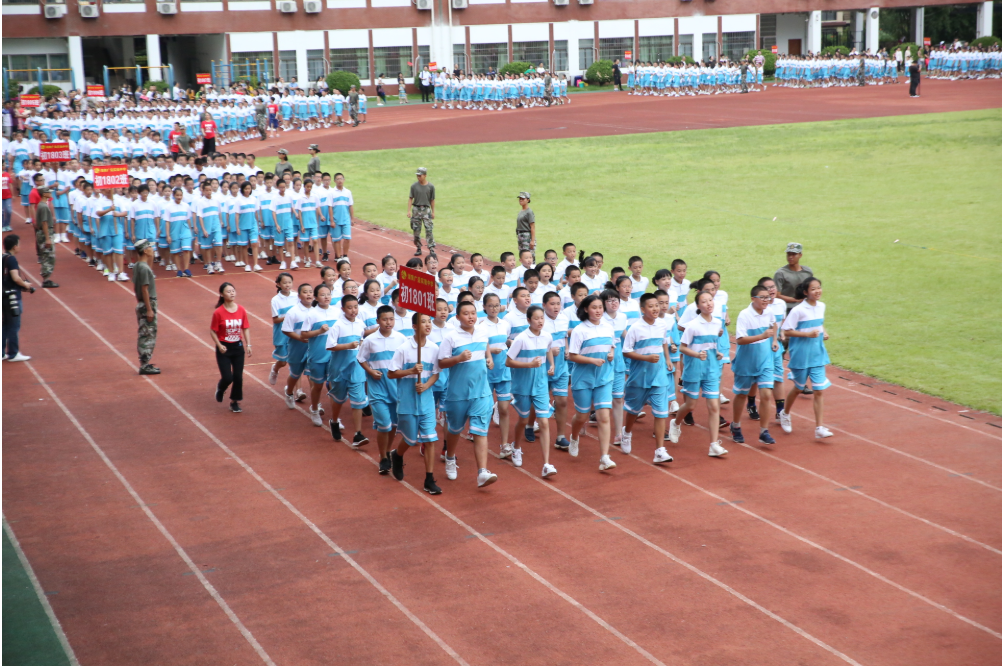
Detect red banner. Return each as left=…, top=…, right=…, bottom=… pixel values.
left=87, top=85, right=106, bottom=98
left=40, top=143, right=71, bottom=163
left=771, top=45, right=779, bottom=54
left=196, top=73, right=213, bottom=85
left=428, top=61, right=438, bottom=70
left=93, top=165, right=130, bottom=190
left=624, top=50, right=632, bottom=60
left=923, top=37, right=931, bottom=47
left=397, top=267, right=437, bottom=317
left=19, top=94, right=41, bottom=108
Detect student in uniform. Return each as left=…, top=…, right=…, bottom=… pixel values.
left=628, top=255, right=648, bottom=300
left=269, top=272, right=297, bottom=385
left=779, top=278, right=833, bottom=439
left=326, top=294, right=370, bottom=447
left=554, top=242, right=577, bottom=285
left=579, top=256, right=605, bottom=294
left=600, top=289, right=629, bottom=446
left=358, top=305, right=408, bottom=473
left=428, top=298, right=452, bottom=429
left=479, top=293, right=513, bottom=457
left=388, top=312, right=442, bottom=494
left=506, top=305, right=557, bottom=477
left=542, top=291, right=571, bottom=451
left=300, top=283, right=339, bottom=426
left=728, top=285, right=779, bottom=445
left=566, top=294, right=618, bottom=472
left=377, top=255, right=398, bottom=305
left=746, top=276, right=789, bottom=423
left=359, top=279, right=382, bottom=335
left=614, top=275, right=641, bottom=324
left=703, top=270, right=731, bottom=405
left=485, top=265, right=511, bottom=314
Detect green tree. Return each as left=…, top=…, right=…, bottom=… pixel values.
left=499, top=62, right=533, bottom=77
left=585, top=59, right=614, bottom=85
left=326, top=71, right=361, bottom=96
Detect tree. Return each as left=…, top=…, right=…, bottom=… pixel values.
left=326, top=71, right=361, bottom=96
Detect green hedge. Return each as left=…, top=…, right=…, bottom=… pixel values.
left=499, top=61, right=534, bottom=77
left=744, top=49, right=777, bottom=76
left=666, top=56, right=697, bottom=65
left=971, top=36, right=1002, bottom=49
left=820, top=46, right=851, bottom=57
left=25, top=85, right=63, bottom=98
left=891, top=42, right=922, bottom=60
left=146, top=81, right=169, bottom=93
left=326, top=70, right=361, bottom=95
left=585, top=59, right=614, bottom=85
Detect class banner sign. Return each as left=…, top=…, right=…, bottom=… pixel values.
left=87, top=85, right=106, bottom=98
left=624, top=50, right=632, bottom=60
left=40, top=143, right=71, bottom=163
left=19, top=94, right=41, bottom=108
left=93, top=164, right=130, bottom=189
left=397, top=267, right=437, bottom=317
left=196, top=73, right=213, bottom=85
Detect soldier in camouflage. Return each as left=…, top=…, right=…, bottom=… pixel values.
left=132, top=239, right=161, bottom=375
left=33, top=187, right=59, bottom=288
left=407, top=167, right=436, bottom=258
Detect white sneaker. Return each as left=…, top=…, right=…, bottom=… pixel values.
left=492, top=401, right=499, bottom=425
left=815, top=426, right=834, bottom=439
left=244, top=265, right=252, bottom=272
left=653, top=447, right=674, bottom=464
left=779, top=410, right=793, bottom=434
left=305, top=259, right=313, bottom=268
left=599, top=455, right=617, bottom=471
left=477, top=469, right=498, bottom=487
left=107, top=273, right=116, bottom=282
left=259, top=251, right=267, bottom=259
left=568, top=437, right=580, bottom=457
left=499, top=441, right=513, bottom=459
left=215, top=262, right=224, bottom=272
left=284, top=391, right=296, bottom=409
left=669, top=400, right=679, bottom=413
left=96, top=262, right=105, bottom=271
left=720, top=394, right=730, bottom=404
left=206, top=267, right=214, bottom=275
left=7, top=353, right=31, bottom=362
left=511, top=448, right=523, bottom=467
left=310, top=408, right=323, bottom=427
left=295, top=389, right=308, bottom=402
left=279, top=261, right=287, bottom=270
left=269, top=365, right=279, bottom=385
left=445, top=457, right=458, bottom=480
left=533, top=421, right=540, bottom=432
left=119, top=272, right=130, bottom=281
left=708, top=441, right=728, bottom=457
left=541, top=463, right=557, bottom=477
left=253, top=264, right=263, bottom=272
left=620, top=428, right=632, bottom=454
left=668, top=419, right=682, bottom=443
left=290, top=261, right=300, bottom=271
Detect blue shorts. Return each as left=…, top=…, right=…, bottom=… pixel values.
left=571, top=384, right=612, bottom=413
left=305, top=361, right=328, bottom=384
left=329, top=380, right=368, bottom=409
left=300, top=225, right=319, bottom=241
left=199, top=223, right=224, bottom=248
left=772, top=349, right=785, bottom=382
left=272, top=342, right=289, bottom=362
left=612, top=371, right=625, bottom=399
left=398, top=412, right=437, bottom=446
left=169, top=237, right=192, bottom=253
left=273, top=221, right=293, bottom=246
left=54, top=207, right=70, bottom=223
left=288, top=350, right=307, bottom=379
left=259, top=225, right=274, bottom=241
left=548, top=367, right=569, bottom=396
left=490, top=380, right=512, bottom=403
left=681, top=377, right=720, bottom=400
left=624, top=385, right=672, bottom=418
left=732, top=371, right=775, bottom=395
left=444, top=395, right=492, bottom=436
left=235, top=227, right=259, bottom=246
left=108, top=232, right=124, bottom=254
left=316, top=223, right=329, bottom=241
left=333, top=222, right=351, bottom=241
left=788, top=367, right=831, bottom=392
left=512, top=393, right=553, bottom=419
left=369, top=400, right=398, bottom=432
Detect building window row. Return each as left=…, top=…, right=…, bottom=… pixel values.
left=5, top=54, right=71, bottom=81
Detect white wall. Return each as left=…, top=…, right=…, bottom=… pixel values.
left=230, top=32, right=273, bottom=53
left=775, top=13, right=807, bottom=55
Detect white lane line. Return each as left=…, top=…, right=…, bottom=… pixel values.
left=572, top=425, right=1002, bottom=640
left=21, top=363, right=277, bottom=666
left=2, top=517, right=82, bottom=666
left=21, top=268, right=471, bottom=666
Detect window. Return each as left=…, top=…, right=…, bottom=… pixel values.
left=639, top=35, right=673, bottom=62
left=307, top=49, right=327, bottom=82
left=330, top=47, right=369, bottom=80
left=5, top=55, right=59, bottom=82
left=418, top=45, right=430, bottom=70
left=471, top=43, right=508, bottom=74
left=374, top=46, right=409, bottom=79
left=677, top=35, right=693, bottom=58
left=48, top=54, right=70, bottom=81
left=553, top=40, right=568, bottom=71
left=512, top=41, right=549, bottom=69
left=579, top=38, right=594, bottom=70
left=452, top=44, right=467, bottom=72
left=279, top=50, right=298, bottom=81
left=722, top=32, right=755, bottom=62
left=702, top=33, right=718, bottom=61
left=231, top=52, right=274, bottom=83
left=598, top=37, right=632, bottom=64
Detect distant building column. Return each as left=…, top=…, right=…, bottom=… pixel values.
left=976, top=1, right=994, bottom=38
left=806, top=11, right=822, bottom=55
left=147, top=35, right=163, bottom=81
left=865, top=8, right=880, bottom=55
left=68, top=35, right=85, bottom=90
left=910, top=7, right=925, bottom=45
left=854, top=11, right=865, bottom=52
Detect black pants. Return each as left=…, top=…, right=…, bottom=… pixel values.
left=216, top=340, right=246, bottom=401
left=202, top=137, right=215, bottom=156
left=909, top=77, right=919, bottom=96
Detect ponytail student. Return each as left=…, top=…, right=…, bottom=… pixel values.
left=542, top=291, right=571, bottom=451
left=210, top=282, right=252, bottom=414
left=269, top=272, right=297, bottom=385
left=388, top=312, right=442, bottom=494
left=359, top=279, right=382, bottom=335
left=600, top=289, right=629, bottom=446
left=669, top=290, right=728, bottom=458
left=622, top=293, right=675, bottom=463
left=615, top=276, right=641, bottom=323
left=728, top=285, right=779, bottom=445
left=281, top=283, right=314, bottom=408
left=300, top=283, right=339, bottom=427
left=358, top=305, right=408, bottom=474
left=377, top=255, right=398, bottom=305
left=579, top=256, right=605, bottom=294
left=506, top=305, right=557, bottom=477
left=326, top=294, right=369, bottom=448
left=566, top=294, right=618, bottom=472
left=479, top=293, right=513, bottom=457
left=704, top=270, right=731, bottom=405
left=779, top=278, right=833, bottom=439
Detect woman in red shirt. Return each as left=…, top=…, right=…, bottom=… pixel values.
left=200, top=112, right=217, bottom=156
left=210, top=282, right=252, bottom=412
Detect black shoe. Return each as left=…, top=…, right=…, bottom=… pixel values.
left=588, top=411, right=598, bottom=424
left=413, top=249, right=423, bottom=257
left=802, top=388, right=813, bottom=395
left=230, top=401, right=242, bottom=413
left=352, top=431, right=369, bottom=448
left=378, top=456, right=391, bottom=475
left=729, top=423, right=744, bottom=443
left=139, top=364, right=161, bottom=375
left=329, top=419, right=342, bottom=441
left=524, top=425, right=535, bottom=443
left=215, top=386, right=224, bottom=403
left=683, top=412, right=694, bottom=426
left=362, top=405, right=372, bottom=417
left=719, top=415, right=730, bottom=428
left=322, top=251, right=330, bottom=262
left=390, top=449, right=404, bottom=480
left=747, top=404, right=760, bottom=421
left=42, top=280, right=59, bottom=288
left=424, top=475, right=442, bottom=495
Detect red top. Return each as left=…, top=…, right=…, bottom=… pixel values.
left=1, top=172, right=11, bottom=200
left=167, top=130, right=180, bottom=151
left=267, top=104, right=278, bottom=116
left=211, top=304, right=250, bottom=343
left=29, top=188, right=41, bottom=205
left=201, top=120, right=216, bottom=139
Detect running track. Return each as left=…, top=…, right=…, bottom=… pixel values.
left=4, top=81, right=1002, bottom=665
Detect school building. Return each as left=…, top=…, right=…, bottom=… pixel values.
left=2, top=0, right=996, bottom=93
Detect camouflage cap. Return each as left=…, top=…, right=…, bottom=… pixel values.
left=518, top=191, right=530, bottom=200
left=416, top=167, right=427, bottom=176
left=786, top=242, right=803, bottom=254
left=277, top=148, right=289, bottom=155
left=134, top=238, right=152, bottom=253
left=35, top=186, right=51, bottom=195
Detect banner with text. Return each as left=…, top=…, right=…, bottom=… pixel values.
left=87, top=85, right=106, bottom=98
left=93, top=165, right=130, bottom=189
left=40, top=143, right=71, bottom=163
left=397, top=267, right=437, bottom=317
left=196, top=73, right=213, bottom=85
left=19, top=94, right=41, bottom=108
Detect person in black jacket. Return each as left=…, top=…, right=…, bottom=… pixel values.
left=908, top=59, right=921, bottom=97
left=613, top=59, right=623, bottom=91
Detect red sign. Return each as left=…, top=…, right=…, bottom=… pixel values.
left=771, top=45, right=779, bottom=54
left=196, top=73, right=213, bottom=85
left=19, top=94, right=41, bottom=108
left=40, top=143, right=71, bottom=163
left=92, top=165, right=130, bottom=189
left=87, top=85, right=106, bottom=98
left=923, top=37, right=931, bottom=47
left=624, top=50, right=632, bottom=60
left=428, top=61, right=438, bottom=70
left=397, top=267, right=437, bottom=317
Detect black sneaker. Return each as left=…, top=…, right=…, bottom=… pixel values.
left=230, top=401, right=242, bottom=413
left=524, top=425, right=535, bottom=443
left=42, top=279, right=59, bottom=288
left=352, top=431, right=369, bottom=448
left=424, top=475, right=442, bottom=495
left=329, top=419, right=342, bottom=441
left=362, top=405, right=372, bottom=417
left=390, top=450, right=404, bottom=480
left=729, top=423, right=744, bottom=443
left=683, top=412, right=695, bottom=426
left=215, top=386, right=224, bottom=403
left=719, top=415, right=730, bottom=428
left=747, top=404, right=760, bottom=421
left=139, top=364, right=161, bottom=375
left=588, top=411, right=598, bottom=424
left=413, top=249, right=423, bottom=257
left=378, top=456, right=391, bottom=475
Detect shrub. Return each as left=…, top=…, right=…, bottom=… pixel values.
left=666, top=56, right=697, bottom=65
left=744, top=49, right=777, bottom=76
left=25, top=84, right=63, bottom=98
left=146, top=81, right=169, bottom=93
left=820, top=45, right=851, bottom=57
left=891, top=42, right=921, bottom=60
left=326, top=70, right=361, bottom=96
left=585, top=59, right=614, bottom=85
left=971, top=36, right=1002, bottom=49
left=499, top=61, right=534, bottom=77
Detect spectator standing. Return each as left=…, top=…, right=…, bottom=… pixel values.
left=2, top=162, right=12, bottom=232
left=407, top=167, right=436, bottom=258
left=613, top=59, right=623, bottom=91
left=774, top=242, right=814, bottom=314
left=397, top=73, right=408, bottom=104
left=33, top=187, right=58, bottom=288
left=132, top=239, right=160, bottom=375
left=275, top=149, right=294, bottom=180
left=2, top=234, right=35, bottom=362
left=348, top=85, right=360, bottom=126
left=908, top=58, right=921, bottom=98
left=515, top=192, right=536, bottom=259
left=200, top=112, right=217, bottom=156
left=306, top=144, right=321, bottom=177
left=420, top=66, right=432, bottom=103
left=210, top=282, right=252, bottom=413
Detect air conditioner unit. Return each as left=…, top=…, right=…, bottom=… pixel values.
left=553, top=0, right=569, bottom=5
left=304, top=0, right=321, bottom=12
left=278, top=0, right=296, bottom=12
left=451, top=0, right=467, bottom=8
left=79, top=1, right=99, bottom=17
left=158, top=0, right=178, bottom=13
left=44, top=4, right=67, bottom=18
left=415, top=0, right=431, bottom=10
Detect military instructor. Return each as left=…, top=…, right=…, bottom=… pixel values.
left=407, top=167, right=436, bottom=258
left=133, top=239, right=160, bottom=375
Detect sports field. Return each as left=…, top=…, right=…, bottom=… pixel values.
left=288, top=108, right=1002, bottom=414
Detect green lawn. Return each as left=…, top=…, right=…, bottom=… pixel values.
left=286, top=109, right=1002, bottom=414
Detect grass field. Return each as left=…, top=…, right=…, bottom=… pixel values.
left=288, top=109, right=1002, bottom=414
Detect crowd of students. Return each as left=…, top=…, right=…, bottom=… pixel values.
left=267, top=242, right=833, bottom=494
left=773, top=54, right=903, bottom=87
left=926, top=45, right=1002, bottom=78
left=626, top=61, right=766, bottom=94
left=430, top=72, right=571, bottom=110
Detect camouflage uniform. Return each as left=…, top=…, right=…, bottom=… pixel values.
left=136, top=298, right=158, bottom=366
left=34, top=211, right=55, bottom=278
left=410, top=205, right=435, bottom=253
left=516, top=231, right=533, bottom=255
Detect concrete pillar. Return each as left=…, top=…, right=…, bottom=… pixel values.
left=122, top=37, right=136, bottom=68
left=865, top=7, right=880, bottom=55
left=976, top=1, right=994, bottom=38
left=692, top=32, right=702, bottom=63
left=910, top=7, right=925, bottom=45
left=854, top=11, right=865, bottom=53
left=806, top=11, right=822, bottom=55
left=147, top=35, right=163, bottom=81
left=68, top=36, right=85, bottom=90
left=295, top=40, right=309, bottom=87
left=568, top=37, right=580, bottom=77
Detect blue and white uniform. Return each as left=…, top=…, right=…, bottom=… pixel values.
left=604, top=311, right=628, bottom=399
left=357, top=330, right=407, bottom=432
left=543, top=309, right=570, bottom=397
left=301, top=304, right=340, bottom=383
left=622, top=319, right=674, bottom=418
left=330, top=186, right=353, bottom=242
left=679, top=315, right=722, bottom=400
left=270, top=291, right=299, bottom=362
left=782, top=301, right=830, bottom=391
left=377, top=270, right=397, bottom=305
left=567, top=319, right=615, bottom=413
left=767, top=299, right=787, bottom=382
left=281, top=302, right=313, bottom=379
left=195, top=196, right=223, bottom=248
left=507, top=329, right=554, bottom=419
left=439, top=325, right=493, bottom=436
left=390, top=338, right=441, bottom=446
left=629, top=274, right=649, bottom=300
left=326, top=317, right=368, bottom=408
left=731, top=305, right=776, bottom=394
left=162, top=200, right=192, bottom=253
left=478, top=317, right=512, bottom=403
